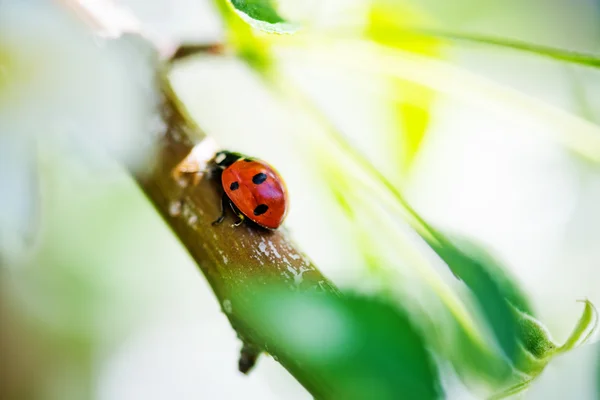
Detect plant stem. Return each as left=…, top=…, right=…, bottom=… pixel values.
left=411, top=29, right=600, bottom=68
left=63, top=0, right=340, bottom=392
left=169, top=43, right=226, bottom=61
left=133, top=75, right=338, bottom=385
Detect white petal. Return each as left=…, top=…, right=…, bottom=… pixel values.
left=0, top=1, right=163, bottom=171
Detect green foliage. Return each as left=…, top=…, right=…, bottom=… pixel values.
left=225, top=0, right=298, bottom=33
left=205, top=0, right=600, bottom=397
left=445, top=235, right=533, bottom=314
left=423, top=231, right=529, bottom=363
left=4, top=1, right=600, bottom=399
left=241, top=287, right=441, bottom=400
left=299, top=93, right=600, bottom=395
left=312, top=143, right=517, bottom=386
left=213, top=0, right=600, bottom=165
left=449, top=320, right=513, bottom=385
left=311, top=122, right=531, bottom=366
left=230, top=0, right=285, bottom=24
left=366, top=0, right=440, bottom=173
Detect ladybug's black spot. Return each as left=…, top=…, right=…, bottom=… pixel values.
left=252, top=173, right=268, bottom=185
left=229, top=181, right=240, bottom=191
left=253, top=204, right=269, bottom=216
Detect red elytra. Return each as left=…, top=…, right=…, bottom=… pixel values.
left=213, top=151, right=288, bottom=229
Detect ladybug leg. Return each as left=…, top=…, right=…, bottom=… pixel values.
left=212, top=192, right=230, bottom=226
left=231, top=206, right=246, bottom=227
left=232, top=214, right=245, bottom=227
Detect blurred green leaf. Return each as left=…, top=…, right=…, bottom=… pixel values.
left=227, top=0, right=298, bottom=33
left=449, top=319, right=514, bottom=386
left=424, top=232, right=525, bottom=364
left=241, top=287, right=441, bottom=400
left=331, top=155, right=533, bottom=364
left=231, top=0, right=284, bottom=24
left=366, top=0, right=440, bottom=173
left=316, top=150, right=516, bottom=387
left=334, top=133, right=544, bottom=381
left=308, top=106, right=535, bottom=364
left=244, top=6, right=598, bottom=392
left=439, top=234, right=533, bottom=314
left=294, top=70, right=600, bottom=394
left=291, top=85, right=530, bottom=376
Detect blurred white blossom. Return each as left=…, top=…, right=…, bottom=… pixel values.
left=0, top=1, right=163, bottom=263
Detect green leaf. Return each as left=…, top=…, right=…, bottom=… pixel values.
left=424, top=233, right=525, bottom=364
left=315, top=151, right=518, bottom=386
left=366, top=0, right=441, bottom=173
left=362, top=150, right=526, bottom=365
left=243, top=288, right=441, bottom=400
left=227, top=0, right=299, bottom=34
left=286, top=81, right=530, bottom=366
left=231, top=0, right=284, bottom=24
left=279, top=47, right=597, bottom=367
left=447, top=317, right=514, bottom=385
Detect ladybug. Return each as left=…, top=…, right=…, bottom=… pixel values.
left=209, top=150, right=288, bottom=230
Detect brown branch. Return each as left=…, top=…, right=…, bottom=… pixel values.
left=169, top=43, right=226, bottom=61
left=61, top=0, right=339, bottom=393
left=134, top=77, right=338, bottom=381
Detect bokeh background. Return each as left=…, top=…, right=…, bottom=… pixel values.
left=1, top=0, right=600, bottom=399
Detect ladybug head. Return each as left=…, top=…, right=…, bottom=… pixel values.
left=213, top=150, right=244, bottom=168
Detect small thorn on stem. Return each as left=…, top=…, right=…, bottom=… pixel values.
left=238, top=343, right=260, bottom=374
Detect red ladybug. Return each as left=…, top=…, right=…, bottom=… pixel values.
left=210, top=151, right=288, bottom=230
